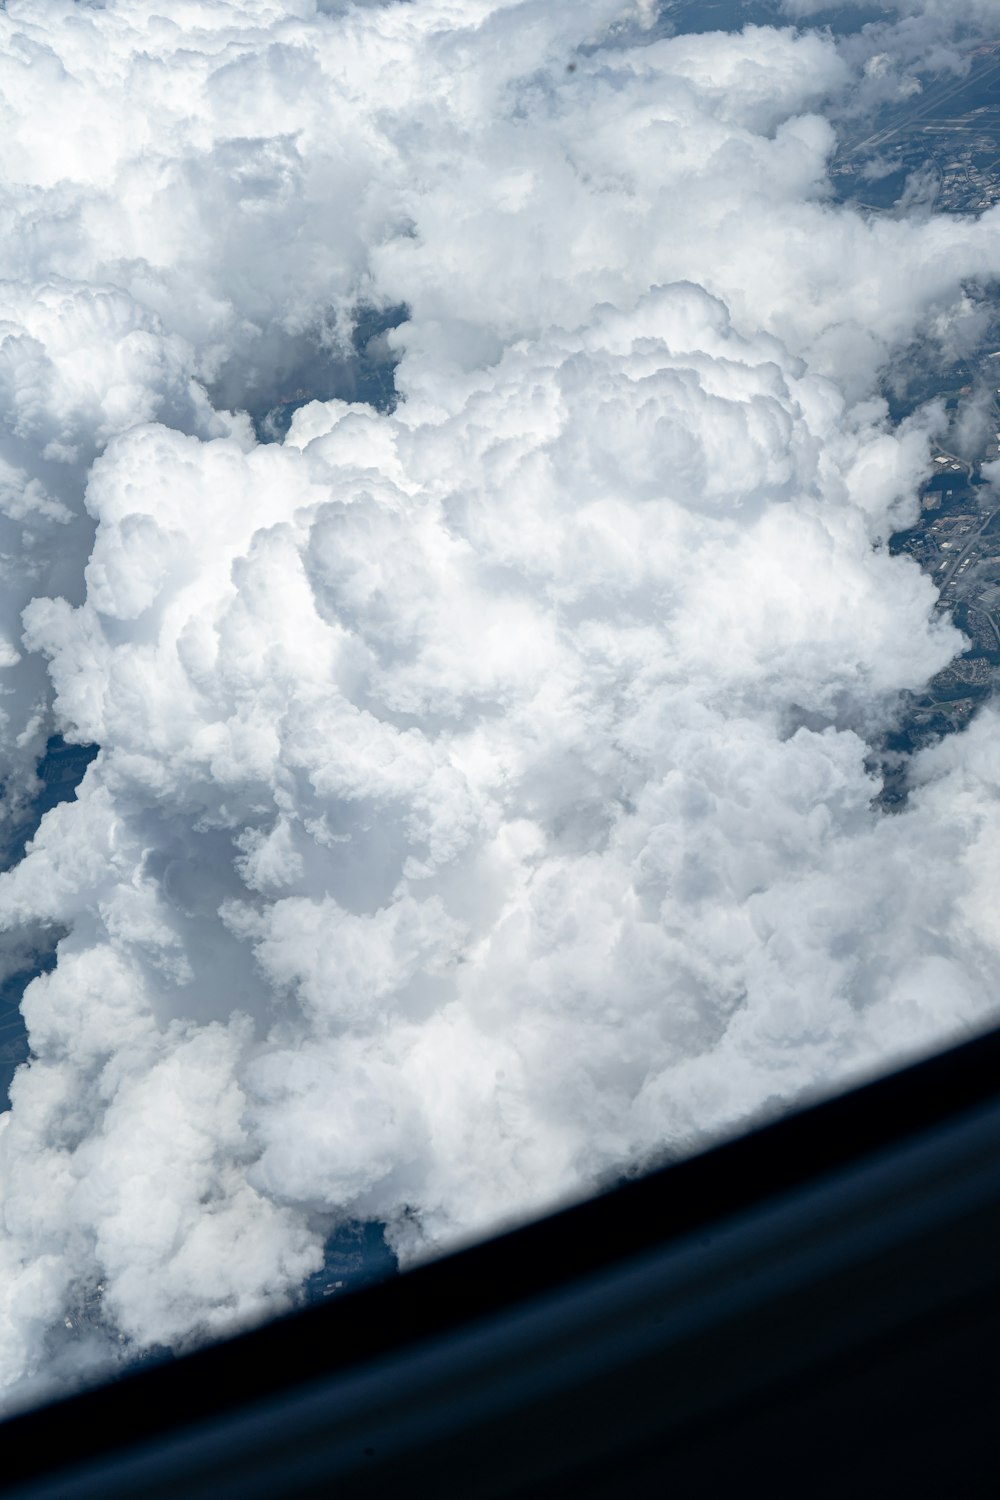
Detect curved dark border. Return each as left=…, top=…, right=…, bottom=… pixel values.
left=2, top=1024, right=1000, bottom=1496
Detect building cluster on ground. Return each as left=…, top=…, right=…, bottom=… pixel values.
left=891, top=459, right=1000, bottom=742
left=825, top=42, right=1000, bottom=801
left=831, top=44, right=1000, bottom=217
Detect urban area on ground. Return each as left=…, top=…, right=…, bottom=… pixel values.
left=827, top=38, right=1000, bottom=800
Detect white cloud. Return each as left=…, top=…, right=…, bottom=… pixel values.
left=0, top=0, right=997, bottom=1405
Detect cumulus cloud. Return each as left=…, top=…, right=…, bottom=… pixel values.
left=0, top=0, right=999, bottom=1405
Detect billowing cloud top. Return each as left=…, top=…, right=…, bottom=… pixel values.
left=0, top=0, right=999, bottom=1405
